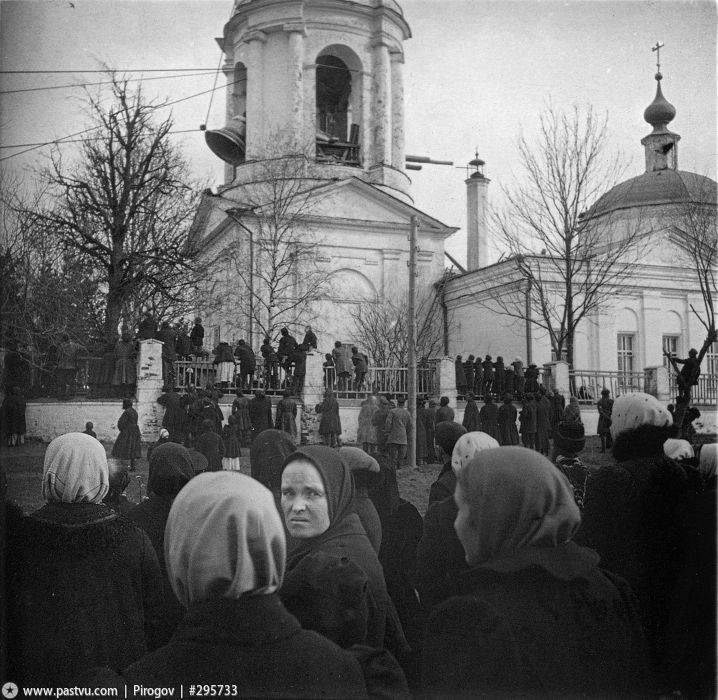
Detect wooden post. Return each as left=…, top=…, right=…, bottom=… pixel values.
left=408, top=215, right=418, bottom=467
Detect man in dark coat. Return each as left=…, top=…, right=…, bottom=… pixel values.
left=189, top=317, right=204, bottom=354
left=194, top=419, right=225, bottom=471
left=302, top=325, right=318, bottom=350
left=455, top=355, right=467, bottom=396
left=248, top=391, right=273, bottom=439
left=385, top=395, right=412, bottom=469
left=233, top=339, right=256, bottom=390
left=290, top=344, right=307, bottom=395
left=462, top=393, right=480, bottom=431
left=260, top=336, right=280, bottom=389
left=157, top=321, right=177, bottom=391
left=137, top=313, right=158, bottom=340
left=351, top=347, right=368, bottom=392
left=157, top=389, right=185, bottom=444
left=435, top=396, right=454, bottom=423
left=277, top=327, right=298, bottom=373
left=315, top=390, right=341, bottom=447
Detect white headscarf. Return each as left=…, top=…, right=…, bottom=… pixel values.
left=42, top=432, right=109, bottom=504
left=609, top=393, right=673, bottom=440
left=165, top=471, right=286, bottom=607
left=699, top=443, right=718, bottom=481
left=451, top=431, right=500, bottom=475
left=663, top=438, right=694, bottom=462
left=456, top=446, right=580, bottom=566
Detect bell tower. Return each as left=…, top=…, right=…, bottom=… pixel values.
left=206, top=0, right=412, bottom=201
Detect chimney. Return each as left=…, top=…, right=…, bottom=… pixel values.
left=465, top=152, right=490, bottom=271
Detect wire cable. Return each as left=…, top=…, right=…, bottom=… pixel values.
left=204, top=52, right=225, bottom=127
left=0, top=70, right=217, bottom=96
left=0, top=68, right=217, bottom=74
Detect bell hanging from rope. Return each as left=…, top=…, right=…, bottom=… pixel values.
left=204, top=115, right=246, bottom=165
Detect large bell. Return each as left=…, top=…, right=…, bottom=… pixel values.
left=205, top=115, right=246, bottom=165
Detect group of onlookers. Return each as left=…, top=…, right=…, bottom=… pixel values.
left=454, top=353, right=541, bottom=400
left=3, top=381, right=716, bottom=698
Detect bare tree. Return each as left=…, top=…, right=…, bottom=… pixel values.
left=22, top=75, right=204, bottom=341
left=664, top=180, right=717, bottom=400
left=487, top=104, right=643, bottom=368
left=211, top=151, right=331, bottom=344
left=351, top=285, right=446, bottom=365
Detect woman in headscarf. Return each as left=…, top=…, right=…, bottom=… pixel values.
left=417, top=432, right=499, bottom=613
left=111, top=398, right=142, bottom=471
left=422, top=446, right=651, bottom=698
left=194, top=418, right=224, bottom=471
left=116, top=472, right=405, bottom=698
left=697, top=442, right=717, bottom=491
left=563, top=395, right=583, bottom=424
left=128, top=442, right=196, bottom=644
left=6, top=433, right=163, bottom=686
left=280, top=446, right=405, bottom=655
left=575, top=393, right=690, bottom=676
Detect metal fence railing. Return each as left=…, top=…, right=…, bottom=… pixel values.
left=668, top=372, right=718, bottom=405
left=568, top=370, right=646, bottom=404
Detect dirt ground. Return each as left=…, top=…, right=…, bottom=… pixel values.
left=2, top=435, right=625, bottom=517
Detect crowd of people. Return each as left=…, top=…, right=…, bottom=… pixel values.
left=3, top=376, right=714, bottom=698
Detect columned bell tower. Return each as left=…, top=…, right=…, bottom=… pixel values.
left=208, top=0, right=412, bottom=201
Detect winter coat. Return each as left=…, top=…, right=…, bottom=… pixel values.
left=1, top=392, right=26, bottom=436
left=352, top=352, right=369, bottom=374
left=497, top=402, right=520, bottom=445
left=455, top=359, right=467, bottom=390
left=332, top=345, right=353, bottom=376
left=113, top=595, right=407, bottom=699
left=422, top=543, right=651, bottom=698
left=462, top=399, right=480, bottom=431
left=519, top=402, right=537, bottom=434
left=316, top=396, right=342, bottom=435
left=189, top=323, right=204, bottom=347
left=249, top=396, right=273, bottom=435
left=535, top=396, right=551, bottom=452
left=112, top=340, right=136, bottom=385
left=275, top=397, right=298, bottom=438
left=231, top=395, right=252, bottom=431
left=233, top=342, right=256, bottom=373
left=435, top=405, right=455, bottom=423
left=428, top=463, right=456, bottom=506
left=416, top=496, right=469, bottom=613
left=493, top=360, right=505, bottom=395
left=524, top=365, right=540, bottom=393
left=478, top=402, right=499, bottom=441
left=481, top=358, right=494, bottom=381
left=212, top=342, right=235, bottom=365
left=415, top=406, right=429, bottom=462
left=6, top=503, right=164, bottom=687
left=463, top=361, right=475, bottom=392
left=194, top=430, right=225, bottom=471
left=575, top=454, right=690, bottom=666
left=157, top=327, right=177, bottom=361
left=157, top=391, right=184, bottom=440
left=222, top=424, right=242, bottom=459
left=278, top=334, right=298, bottom=361
left=302, top=329, right=318, bottom=349
left=357, top=396, right=380, bottom=445
left=353, top=489, right=383, bottom=554
left=385, top=407, right=412, bottom=445
left=291, top=348, right=307, bottom=376
left=596, top=397, right=614, bottom=435
left=111, top=407, right=142, bottom=459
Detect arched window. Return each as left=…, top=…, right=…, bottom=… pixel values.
left=316, top=55, right=351, bottom=140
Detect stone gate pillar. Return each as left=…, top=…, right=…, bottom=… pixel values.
left=136, top=339, right=164, bottom=441
left=301, top=350, right=325, bottom=444
left=435, top=356, right=457, bottom=406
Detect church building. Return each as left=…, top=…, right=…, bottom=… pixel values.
left=190, top=0, right=456, bottom=350
left=443, top=68, right=717, bottom=389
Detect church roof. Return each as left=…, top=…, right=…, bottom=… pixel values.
left=585, top=169, right=716, bottom=218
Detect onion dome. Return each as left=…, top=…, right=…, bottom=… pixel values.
left=644, top=72, right=676, bottom=133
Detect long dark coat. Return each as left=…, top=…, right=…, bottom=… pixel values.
left=194, top=430, right=225, bottom=471
left=478, top=402, right=499, bottom=441
left=535, top=397, right=551, bottom=454
left=158, top=391, right=184, bottom=441
left=249, top=395, right=273, bottom=436
left=385, top=407, right=411, bottom=445
left=231, top=395, right=253, bottom=432
left=497, top=402, right=519, bottom=445
left=462, top=398, right=480, bottom=431
left=455, top=358, right=467, bottom=392
left=6, top=503, right=164, bottom=686
left=112, top=407, right=142, bottom=459
left=463, top=360, right=475, bottom=394
left=596, top=397, right=614, bottom=436
left=275, top=397, right=298, bottom=438
left=116, top=595, right=394, bottom=699
left=422, top=544, right=651, bottom=698
left=415, top=405, right=431, bottom=463
left=316, top=395, right=342, bottom=436
left=357, top=397, right=380, bottom=446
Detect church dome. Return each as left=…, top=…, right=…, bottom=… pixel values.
left=643, top=74, right=676, bottom=132
left=233, top=0, right=404, bottom=14
left=586, top=169, right=716, bottom=218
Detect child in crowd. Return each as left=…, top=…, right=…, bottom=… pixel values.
left=221, top=415, right=241, bottom=471
left=83, top=421, right=98, bottom=439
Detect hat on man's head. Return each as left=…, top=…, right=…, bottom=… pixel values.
left=434, top=421, right=467, bottom=457
left=554, top=421, right=585, bottom=456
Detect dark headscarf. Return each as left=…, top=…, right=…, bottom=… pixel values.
left=148, top=443, right=195, bottom=496
left=249, top=429, right=296, bottom=490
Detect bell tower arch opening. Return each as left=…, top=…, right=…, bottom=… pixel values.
left=315, top=45, right=363, bottom=165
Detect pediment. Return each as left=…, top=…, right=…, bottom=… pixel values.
left=299, top=178, right=455, bottom=233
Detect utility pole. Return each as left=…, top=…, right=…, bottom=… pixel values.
left=407, top=215, right=418, bottom=468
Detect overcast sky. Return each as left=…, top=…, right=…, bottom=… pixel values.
left=1, top=0, right=715, bottom=264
